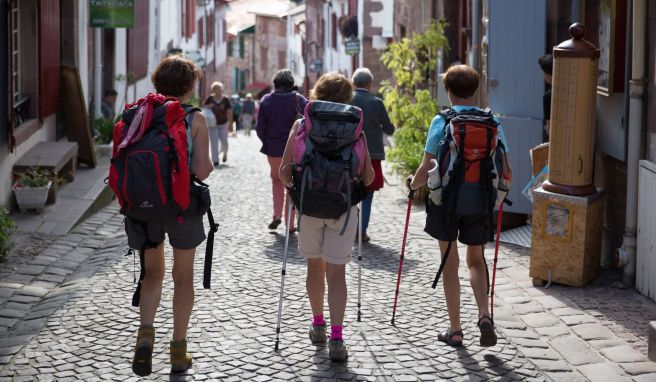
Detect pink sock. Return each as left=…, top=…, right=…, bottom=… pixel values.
left=330, top=325, right=343, bottom=341
left=312, top=314, right=325, bottom=326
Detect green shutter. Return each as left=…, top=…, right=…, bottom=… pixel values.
left=239, top=35, right=244, bottom=58
left=228, top=40, right=233, bottom=57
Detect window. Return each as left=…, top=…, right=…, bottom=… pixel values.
left=278, top=51, right=286, bottom=70
left=7, top=0, right=61, bottom=148
left=260, top=46, right=267, bottom=72
left=198, top=17, right=204, bottom=47
left=181, top=0, right=196, bottom=39
left=331, top=13, right=337, bottom=49
left=239, top=35, right=244, bottom=58
left=10, top=2, right=19, bottom=106
left=127, top=0, right=149, bottom=80
left=228, top=39, right=233, bottom=57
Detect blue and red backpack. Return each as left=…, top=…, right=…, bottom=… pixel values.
left=108, top=93, right=218, bottom=306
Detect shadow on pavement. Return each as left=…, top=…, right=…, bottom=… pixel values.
left=361, top=242, right=421, bottom=273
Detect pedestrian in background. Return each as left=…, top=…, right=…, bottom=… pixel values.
left=538, top=54, right=553, bottom=141
left=256, top=69, right=308, bottom=232
left=280, top=72, right=375, bottom=361
left=407, top=65, right=510, bottom=348
left=204, top=82, right=232, bottom=165
left=231, top=94, right=242, bottom=136
left=241, top=93, right=256, bottom=136
left=350, top=68, right=395, bottom=242
left=125, top=55, right=214, bottom=375
left=101, top=89, right=118, bottom=120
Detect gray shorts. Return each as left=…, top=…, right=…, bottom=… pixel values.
left=125, top=215, right=206, bottom=250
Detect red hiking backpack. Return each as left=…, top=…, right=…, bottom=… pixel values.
left=108, top=93, right=218, bottom=306
left=427, top=108, right=511, bottom=216
left=109, top=93, right=198, bottom=220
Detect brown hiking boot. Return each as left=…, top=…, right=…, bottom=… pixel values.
left=132, top=325, right=155, bottom=376
left=170, top=339, right=193, bottom=373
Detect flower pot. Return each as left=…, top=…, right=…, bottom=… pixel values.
left=95, top=142, right=113, bottom=158
left=13, top=181, right=52, bottom=211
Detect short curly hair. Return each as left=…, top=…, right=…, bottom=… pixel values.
left=151, top=55, right=202, bottom=98
left=310, top=72, right=353, bottom=104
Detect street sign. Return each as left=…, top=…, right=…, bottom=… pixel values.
left=345, top=38, right=360, bottom=56
left=309, top=59, right=323, bottom=73
left=90, top=0, right=135, bottom=28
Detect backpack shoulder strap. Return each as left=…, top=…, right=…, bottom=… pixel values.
left=183, top=105, right=201, bottom=129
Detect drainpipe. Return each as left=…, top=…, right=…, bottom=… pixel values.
left=471, top=0, right=481, bottom=71
left=1, top=0, right=7, bottom=147
left=616, top=0, right=647, bottom=287
left=93, top=28, right=102, bottom=119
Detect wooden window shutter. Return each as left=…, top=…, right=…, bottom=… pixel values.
left=239, top=35, right=244, bottom=58
left=331, top=13, right=337, bottom=49
left=39, top=0, right=61, bottom=119
left=190, top=2, right=196, bottom=36
left=181, top=0, right=187, bottom=38
left=128, top=0, right=149, bottom=80
left=198, top=17, right=204, bottom=47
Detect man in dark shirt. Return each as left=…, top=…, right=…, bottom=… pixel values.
left=350, top=68, right=395, bottom=242
left=538, top=54, right=553, bottom=141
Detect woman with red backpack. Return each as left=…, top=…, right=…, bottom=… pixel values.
left=279, top=72, right=375, bottom=361
left=112, top=55, right=213, bottom=376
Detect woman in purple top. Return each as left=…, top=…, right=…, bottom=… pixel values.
left=255, top=69, right=308, bottom=232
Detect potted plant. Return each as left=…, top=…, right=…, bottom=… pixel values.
left=93, top=117, right=115, bottom=157
left=12, top=166, right=54, bottom=211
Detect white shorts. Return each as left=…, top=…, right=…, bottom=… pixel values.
left=298, top=207, right=358, bottom=265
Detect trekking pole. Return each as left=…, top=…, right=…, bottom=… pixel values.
left=357, top=203, right=363, bottom=322
left=489, top=202, right=504, bottom=320
left=391, top=188, right=415, bottom=326
left=274, top=197, right=294, bottom=352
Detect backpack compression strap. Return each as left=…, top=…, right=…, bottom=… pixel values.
left=191, top=176, right=219, bottom=289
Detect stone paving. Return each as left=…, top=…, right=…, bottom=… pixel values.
left=0, top=133, right=653, bottom=381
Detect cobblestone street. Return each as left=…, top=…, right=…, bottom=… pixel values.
left=1, top=134, right=655, bottom=381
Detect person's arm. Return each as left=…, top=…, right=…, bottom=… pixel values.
left=190, top=112, right=214, bottom=181
left=409, top=152, right=436, bottom=190
left=279, top=121, right=300, bottom=187
left=377, top=99, right=395, bottom=135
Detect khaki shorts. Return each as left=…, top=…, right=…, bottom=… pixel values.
left=298, top=207, right=359, bottom=265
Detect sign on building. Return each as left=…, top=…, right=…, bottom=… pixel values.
left=345, top=38, right=360, bottom=56
left=90, top=0, right=135, bottom=28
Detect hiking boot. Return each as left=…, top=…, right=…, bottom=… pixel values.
left=213, top=161, right=219, bottom=167
left=268, top=218, right=282, bottom=230
left=170, top=339, right=193, bottom=373
left=132, top=325, right=155, bottom=376
left=308, top=324, right=327, bottom=344
left=328, top=339, right=348, bottom=362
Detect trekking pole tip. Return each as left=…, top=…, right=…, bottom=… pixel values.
left=274, top=340, right=279, bottom=352
left=357, top=311, right=362, bottom=322
left=391, top=318, right=395, bottom=326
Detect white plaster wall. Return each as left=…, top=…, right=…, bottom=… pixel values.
left=369, top=0, right=393, bottom=38
left=595, top=93, right=626, bottom=161
left=0, top=117, right=57, bottom=208
left=77, top=1, right=90, bottom=110
left=323, top=0, right=353, bottom=76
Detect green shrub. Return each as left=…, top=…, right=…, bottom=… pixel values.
left=0, top=207, right=14, bottom=262
left=381, top=21, right=448, bottom=176
left=13, top=166, right=55, bottom=188
left=92, top=117, right=115, bottom=145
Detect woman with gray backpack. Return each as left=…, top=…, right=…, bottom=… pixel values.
left=279, top=72, right=375, bottom=361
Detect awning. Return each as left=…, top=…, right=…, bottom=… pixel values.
left=243, top=82, right=271, bottom=98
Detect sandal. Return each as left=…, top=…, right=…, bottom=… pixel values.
left=478, top=314, right=497, bottom=347
left=438, top=329, right=464, bottom=347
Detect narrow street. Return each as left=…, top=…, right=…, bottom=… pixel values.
left=1, top=135, right=544, bottom=381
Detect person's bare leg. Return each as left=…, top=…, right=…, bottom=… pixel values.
left=306, top=258, right=326, bottom=316
left=466, top=245, right=490, bottom=318
left=139, top=244, right=166, bottom=325
left=171, top=247, right=196, bottom=341
left=439, top=240, right=461, bottom=340
left=325, top=263, right=347, bottom=326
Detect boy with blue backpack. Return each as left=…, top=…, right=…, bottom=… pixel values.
left=407, top=65, right=511, bottom=348
left=279, top=72, right=375, bottom=361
